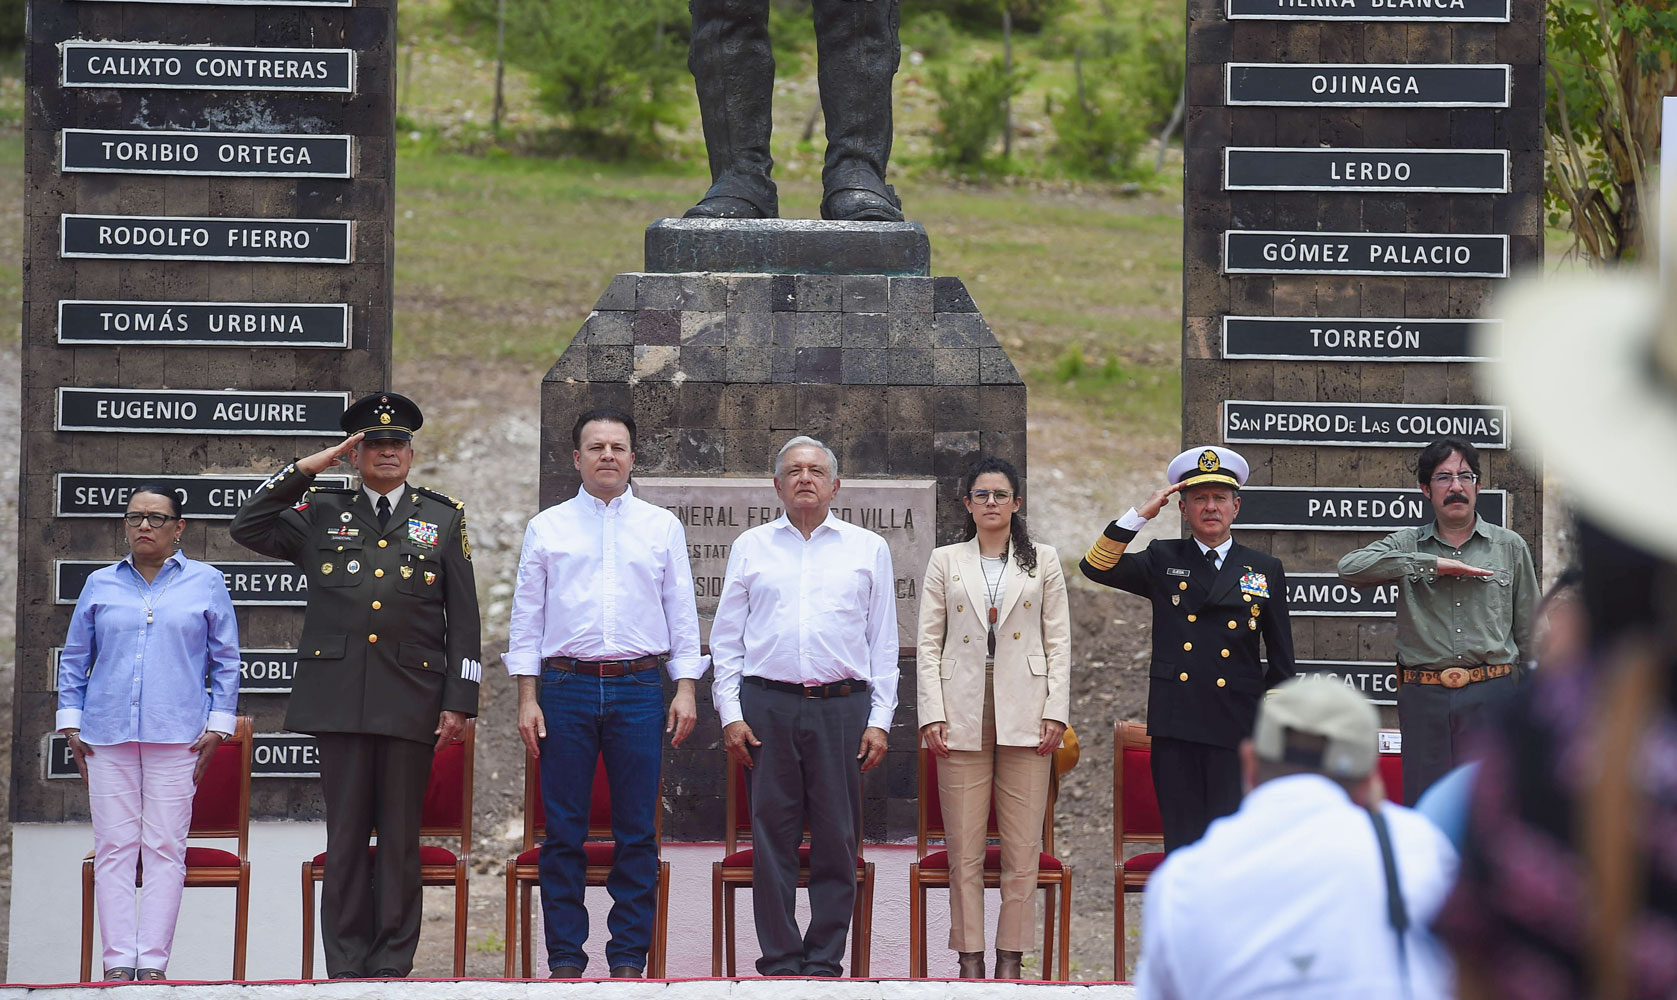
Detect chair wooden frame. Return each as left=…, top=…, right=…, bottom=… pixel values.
left=1113, top=720, right=1166, bottom=979
left=300, top=719, right=475, bottom=979
left=905, top=746, right=1074, bottom=980
left=502, top=754, right=672, bottom=978
left=710, top=758, right=874, bottom=977
left=79, top=716, right=255, bottom=982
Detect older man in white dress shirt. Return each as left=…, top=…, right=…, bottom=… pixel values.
left=710, top=435, right=899, bottom=977
left=503, top=407, right=705, bottom=979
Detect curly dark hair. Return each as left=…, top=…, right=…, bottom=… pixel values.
left=958, top=456, right=1037, bottom=574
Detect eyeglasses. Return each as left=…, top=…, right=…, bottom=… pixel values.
left=1429, top=473, right=1480, bottom=486
left=122, top=513, right=180, bottom=528
left=968, top=489, right=1016, bottom=505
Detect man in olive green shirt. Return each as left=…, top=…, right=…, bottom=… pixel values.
left=1338, top=438, right=1536, bottom=804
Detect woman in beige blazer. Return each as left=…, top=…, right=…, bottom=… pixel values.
left=917, top=457, right=1072, bottom=980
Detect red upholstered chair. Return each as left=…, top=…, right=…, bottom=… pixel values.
left=300, top=719, right=474, bottom=979
left=1379, top=729, right=1403, bottom=804
left=79, top=716, right=255, bottom=982
left=907, top=747, right=1073, bottom=980
left=1113, top=720, right=1165, bottom=979
left=711, top=757, right=875, bottom=977
left=503, top=754, right=672, bottom=977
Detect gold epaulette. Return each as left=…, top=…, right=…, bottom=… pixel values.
left=1083, top=534, right=1126, bottom=572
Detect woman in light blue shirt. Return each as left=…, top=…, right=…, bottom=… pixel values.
left=56, top=486, right=240, bottom=981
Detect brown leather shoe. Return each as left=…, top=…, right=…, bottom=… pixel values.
left=609, top=966, right=643, bottom=979
left=995, top=950, right=1024, bottom=980
left=957, top=952, right=985, bottom=978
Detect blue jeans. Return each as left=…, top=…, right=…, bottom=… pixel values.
left=536, top=667, right=665, bottom=972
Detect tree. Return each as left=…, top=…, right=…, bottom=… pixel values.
left=1545, top=0, right=1677, bottom=262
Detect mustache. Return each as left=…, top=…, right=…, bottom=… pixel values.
left=1443, top=494, right=1471, bottom=505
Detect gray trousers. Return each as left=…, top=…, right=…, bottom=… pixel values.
left=1397, top=671, right=1518, bottom=805
left=740, top=680, right=870, bottom=977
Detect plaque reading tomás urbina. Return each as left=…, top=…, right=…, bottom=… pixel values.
left=1295, top=661, right=1399, bottom=707
left=1222, top=316, right=1500, bottom=362
left=1224, top=147, right=1508, bottom=193
left=1223, top=231, right=1508, bottom=277
left=55, top=472, right=352, bottom=518
left=1226, top=0, right=1509, bottom=19
left=60, top=42, right=355, bottom=92
left=1223, top=400, right=1509, bottom=448
left=58, top=301, right=351, bottom=347
left=55, top=559, right=308, bottom=605
left=61, top=215, right=353, bottom=263
left=1226, top=63, right=1511, bottom=106
left=1287, top=574, right=1399, bottom=617
left=1237, top=486, right=1507, bottom=531
left=61, top=129, right=354, bottom=178
left=56, top=387, right=348, bottom=435
left=633, top=476, right=936, bottom=649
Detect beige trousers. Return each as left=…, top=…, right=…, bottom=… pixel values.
left=938, top=666, right=1052, bottom=952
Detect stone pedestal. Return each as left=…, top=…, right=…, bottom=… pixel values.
left=540, top=220, right=1025, bottom=840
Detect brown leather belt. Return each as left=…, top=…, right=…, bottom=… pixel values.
left=745, top=676, right=869, bottom=699
left=1401, top=663, right=1514, bottom=689
left=543, top=654, right=664, bottom=677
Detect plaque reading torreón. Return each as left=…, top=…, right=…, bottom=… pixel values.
left=1226, top=63, right=1510, bottom=107
left=1296, top=660, right=1399, bottom=706
left=56, top=473, right=352, bottom=518
left=62, top=215, right=354, bottom=264
left=62, top=129, right=354, bottom=179
left=48, top=646, right=299, bottom=693
left=1227, top=0, right=1509, bottom=20
left=1224, top=401, right=1510, bottom=448
left=1224, top=147, right=1508, bottom=193
left=60, top=42, right=355, bottom=93
left=1287, top=574, right=1398, bottom=617
left=1222, top=316, right=1501, bottom=362
left=58, top=301, right=351, bottom=348
left=55, top=560, right=308, bottom=605
left=45, top=732, right=321, bottom=778
left=1238, top=487, right=1507, bottom=531
left=1224, top=231, right=1509, bottom=277
left=57, top=387, right=349, bottom=435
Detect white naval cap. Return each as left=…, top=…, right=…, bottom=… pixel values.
left=1167, top=446, right=1249, bottom=490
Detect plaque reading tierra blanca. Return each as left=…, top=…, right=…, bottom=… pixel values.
left=1223, top=401, right=1509, bottom=448
left=1224, top=231, right=1509, bottom=277
left=1224, top=147, right=1508, bottom=192
left=62, top=215, right=354, bottom=264
left=62, top=129, right=354, bottom=178
left=60, top=42, right=355, bottom=92
left=1222, top=316, right=1501, bottom=362
left=1226, top=63, right=1511, bottom=106
left=56, top=387, right=349, bottom=435
left=58, top=300, right=351, bottom=347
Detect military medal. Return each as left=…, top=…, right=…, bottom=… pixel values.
left=340, top=511, right=353, bottom=524
left=1172, top=595, right=1180, bottom=606
left=424, top=570, right=437, bottom=586
left=321, top=562, right=333, bottom=575
left=408, top=518, right=439, bottom=548
left=347, top=560, right=360, bottom=574
left=400, top=565, right=414, bottom=580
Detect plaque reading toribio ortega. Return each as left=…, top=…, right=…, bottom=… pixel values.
left=1223, top=401, right=1509, bottom=448
left=633, top=477, right=937, bottom=650
left=61, top=215, right=354, bottom=263
left=1224, top=231, right=1509, bottom=277
left=47, top=647, right=299, bottom=693
left=55, top=560, right=309, bottom=605
left=1286, top=574, right=1399, bottom=617
left=61, top=129, right=355, bottom=178
left=1226, top=0, right=1509, bottom=19
left=1221, top=316, right=1500, bottom=362
left=55, top=473, right=352, bottom=518
left=1237, top=487, right=1507, bottom=531
left=56, top=388, right=349, bottom=435
left=60, top=42, right=355, bottom=92
left=1225, top=63, right=1511, bottom=106
left=58, top=301, right=352, bottom=347
left=1223, top=148, right=1508, bottom=193
left=1296, top=661, right=1400, bottom=706
left=46, top=733, right=320, bottom=779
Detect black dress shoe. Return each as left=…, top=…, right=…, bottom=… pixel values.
left=328, top=972, right=361, bottom=980
left=370, top=969, right=404, bottom=979
left=609, top=966, right=643, bottom=979
left=549, top=966, right=584, bottom=979
left=683, top=195, right=769, bottom=220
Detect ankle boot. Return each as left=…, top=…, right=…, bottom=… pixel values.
left=957, top=952, right=985, bottom=979
left=994, top=949, right=1024, bottom=980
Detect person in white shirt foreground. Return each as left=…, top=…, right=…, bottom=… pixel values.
left=1137, top=676, right=1458, bottom=1000
left=502, top=408, right=705, bottom=978
left=710, top=435, right=899, bottom=977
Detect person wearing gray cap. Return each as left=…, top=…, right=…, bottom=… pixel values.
left=1135, top=677, right=1457, bottom=1000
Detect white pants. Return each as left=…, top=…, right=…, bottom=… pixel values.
left=86, top=742, right=197, bottom=971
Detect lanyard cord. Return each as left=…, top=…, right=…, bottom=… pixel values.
left=981, top=540, right=1008, bottom=656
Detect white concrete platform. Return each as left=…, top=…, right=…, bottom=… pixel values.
left=0, top=980, right=1137, bottom=1000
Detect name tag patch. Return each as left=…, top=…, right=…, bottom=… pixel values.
left=1239, top=571, right=1271, bottom=598
left=1167, top=567, right=1193, bottom=578
left=407, top=518, right=438, bottom=547
left=327, top=526, right=359, bottom=540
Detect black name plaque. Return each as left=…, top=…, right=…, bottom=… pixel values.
left=58, top=300, right=352, bottom=347
left=1287, top=574, right=1398, bottom=617
left=1223, top=401, right=1510, bottom=448
left=1296, top=660, right=1399, bottom=706
left=62, top=129, right=354, bottom=178
left=57, top=388, right=349, bottom=435
left=61, top=42, right=355, bottom=93
left=47, top=646, right=299, bottom=693
left=1227, top=0, right=1509, bottom=20
left=1224, top=147, right=1508, bottom=192
left=1224, top=231, right=1509, bottom=277
left=46, top=732, right=320, bottom=778
left=1238, top=486, right=1507, bottom=531
left=56, top=473, right=352, bottom=519
left=55, top=560, right=309, bottom=606
left=62, top=215, right=354, bottom=264
left=1222, top=316, right=1500, bottom=362
left=1226, top=63, right=1511, bottom=107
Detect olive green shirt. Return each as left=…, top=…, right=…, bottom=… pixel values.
left=1337, top=516, right=1537, bottom=670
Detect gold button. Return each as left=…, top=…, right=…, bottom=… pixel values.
left=379, top=539, right=388, bottom=548
left=1243, top=595, right=1252, bottom=602
left=956, top=604, right=963, bottom=612
left=337, top=545, right=344, bottom=552
left=1183, top=642, right=1192, bottom=651
left=1024, top=600, right=1032, bottom=608
left=1228, top=620, right=1237, bottom=629
left=1221, top=649, right=1230, bottom=658
left=1187, top=614, right=1197, bottom=622
left=423, top=661, right=430, bottom=668
left=1013, top=632, right=1021, bottom=640
left=1178, top=672, right=1189, bottom=682
left=372, top=601, right=382, bottom=610
left=1179, top=582, right=1188, bottom=591
left=314, top=650, right=321, bottom=656
left=369, top=634, right=378, bottom=643
left=1217, top=678, right=1226, bottom=688
left=375, top=569, right=384, bottom=578
left=963, top=636, right=971, bottom=643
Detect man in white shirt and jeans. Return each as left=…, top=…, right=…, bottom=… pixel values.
left=503, top=408, right=705, bottom=979
left=711, top=435, right=899, bottom=977
left=1137, top=676, right=1458, bottom=1000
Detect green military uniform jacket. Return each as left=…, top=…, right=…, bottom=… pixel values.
left=230, top=463, right=481, bottom=745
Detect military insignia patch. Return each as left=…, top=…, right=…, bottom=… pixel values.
left=340, top=511, right=353, bottom=524
left=328, top=526, right=359, bottom=540
left=1199, top=449, right=1220, bottom=472
left=1172, top=595, right=1180, bottom=606
left=347, top=560, right=360, bottom=574
left=424, top=570, right=437, bottom=586
left=321, top=562, right=334, bottom=575
left=1167, top=567, right=1192, bottom=578
left=1239, top=571, right=1270, bottom=598
left=408, top=519, right=439, bottom=548
left=400, top=565, right=414, bottom=580
left=293, top=500, right=310, bottom=512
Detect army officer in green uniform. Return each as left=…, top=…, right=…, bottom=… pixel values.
left=1080, top=446, right=1295, bottom=852
left=231, top=392, right=481, bottom=979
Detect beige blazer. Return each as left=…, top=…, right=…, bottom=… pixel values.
left=916, top=539, right=1072, bottom=750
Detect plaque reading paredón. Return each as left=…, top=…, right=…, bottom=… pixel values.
left=1224, top=231, right=1508, bottom=277
left=62, top=129, right=354, bottom=178
left=1221, top=316, right=1501, bottom=362
left=55, top=473, right=352, bottom=518
left=55, top=560, right=309, bottom=605
left=62, top=215, right=354, bottom=264
left=56, top=387, right=349, bottom=435
left=58, top=301, right=351, bottom=347
left=1223, top=147, right=1508, bottom=193
left=1238, top=487, right=1507, bottom=531
left=60, top=42, right=355, bottom=93
left=1226, top=63, right=1511, bottom=107
left=1223, top=400, right=1509, bottom=448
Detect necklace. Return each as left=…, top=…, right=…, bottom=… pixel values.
left=130, top=559, right=179, bottom=624
left=981, top=541, right=1008, bottom=655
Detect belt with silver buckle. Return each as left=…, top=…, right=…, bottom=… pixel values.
left=1401, top=663, right=1513, bottom=689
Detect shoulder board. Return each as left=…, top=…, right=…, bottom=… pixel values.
left=307, top=485, right=357, bottom=494
left=413, top=485, right=464, bottom=509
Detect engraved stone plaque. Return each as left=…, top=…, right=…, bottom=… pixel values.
left=55, top=559, right=309, bottom=605
left=1286, top=573, right=1399, bottom=617
left=60, top=42, right=355, bottom=92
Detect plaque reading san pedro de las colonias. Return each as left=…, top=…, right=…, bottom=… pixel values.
left=1223, top=401, right=1509, bottom=448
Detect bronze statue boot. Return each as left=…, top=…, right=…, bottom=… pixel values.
left=994, top=949, right=1024, bottom=980
left=957, top=952, right=986, bottom=979
left=821, top=183, right=904, bottom=223
left=683, top=194, right=772, bottom=220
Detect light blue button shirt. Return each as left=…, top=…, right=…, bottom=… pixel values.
left=56, top=550, right=241, bottom=744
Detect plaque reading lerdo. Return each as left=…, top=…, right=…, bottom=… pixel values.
left=58, top=301, right=351, bottom=347
left=60, top=42, right=355, bottom=92
left=61, top=215, right=354, bottom=263
left=55, top=473, right=352, bottom=518
left=1224, top=231, right=1508, bottom=277
left=1238, top=487, right=1507, bottom=531
left=1225, top=63, right=1511, bottom=106
left=1224, top=148, right=1508, bottom=193
left=55, top=560, right=309, bottom=605
left=1223, top=401, right=1509, bottom=448
left=634, top=477, right=936, bottom=648
left=62, top=129, right=354, bottom=178
left=1221, top=316, right=1500, bottom=362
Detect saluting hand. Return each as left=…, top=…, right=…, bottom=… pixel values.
left=434, top=709, right=466, bottom=753
left=667, top=679, right=697, bottom=748
left=1437, top=557, right=1495, bottom=578
left=63, top=729, right=93, bottom=783
left=723, top=721, right=761, bottom=769
left=296, top=433, right=364, bottom=476
left=857, top=726, right=888, bottom=772
left=1137, top=481, right=1188, bottom=520
left=920, top=722, right=950, bottom=759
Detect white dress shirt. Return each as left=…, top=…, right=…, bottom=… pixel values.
left=1194, top=536, right=1233, bottom=570
left=363, top=481, right=405, bottom=511
left=1136, top=774, right=1458, bottom=1000
left=710, top=513, right=900, bottom=731
left=502, top=485, right=705, bottom=680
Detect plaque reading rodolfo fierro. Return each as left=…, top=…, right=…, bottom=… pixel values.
left=62, top=215, right=353, bottom=263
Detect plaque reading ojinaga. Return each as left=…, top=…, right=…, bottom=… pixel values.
left=1224, top=400, right=1509, bottom=448
left=57, top=387, right=349, bottom=435
left=1287, top=574, right=1398, bottom=617
left=1224, top=231, right=1508, bottom=277
left=58, top=300, right=351, bottom=347
left=46, top=732, right=320, bottom=779
left=1238, top=486, right=1507, bottom=531
left=60, top=42, right=355, bottom=93
left=62, top=129, right=354, bottom=178
left=47, top=646, right=299, bottom=693
left=55, top=560, right=308, bottom=605
left=1226, top=63, right=1510, bottom=107
left=1296, top=660, right=1399, bottom=707
left=62, top=215, right=354, bottom=264
left=1224, top=147, right=1508, bottom=193
left=634, top=476, right=936, bottom=649
left=1227, top=0, right=1509, bottom=20
left=1222, top=316, right=1501, bottom=362
left=56, top=472, right=352, bottom=518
